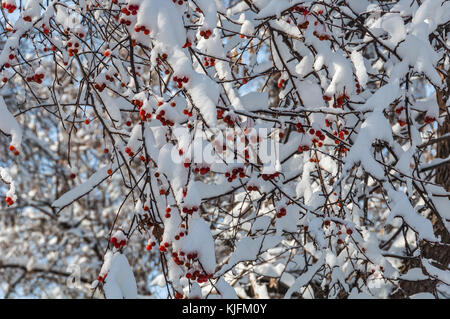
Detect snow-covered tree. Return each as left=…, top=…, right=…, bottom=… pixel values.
left=0, top=0, right=449, bottom=299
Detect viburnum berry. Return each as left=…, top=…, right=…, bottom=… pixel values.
left=398, top=120, right=407, bottom=127
left=5, top=197, right=14, bottom=205
left=424, top=116, right=435, bottom=124
left=175, top=292, right=184, bottom=299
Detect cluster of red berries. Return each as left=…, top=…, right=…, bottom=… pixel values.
left=290, top=5, right=309, bottom=14
left=276, top=207, right=287, bottom=218
left=41, top=23, right=50, bottom=35
left=110, top=236, right=127, bottom=249
left=395, top=106, right=404, bottom=114
left=163, top=206, right=172, bottom=218
left=73, top=29, right=85, bottom=39
left=124, top=147, right=135, bottom=157
left=139, top=108, right=151, bottom=121
left=217, top=109, right=225, bottom=119
left=173, top=0, right=188, bottom=6
left=278, top=79, right=286, bottom=88
left=295, top=122, right=304, bottom=133
left=336, top=228, right=353, bottom=245
left=334, top=94, right=349, bottom=108
left=105, top=72, right=117, bottom=83
left=183, top=108, right=193, bottom=117
left=175, top=292, right=184, bottom=299
left=298, top=20, right=309, bottom=29
left=132, top=99, right=144, bottom=109
left=134, top=24, right=150, bottom=35
left=332, top=129, right=349, bottom=144
left=309, top=128, right=325, bottom=144
left=247, top=184, right=259, bottom=192
left=333, top=129, right=349, bottom=139
left=324, top=93, right=349, bottom=108
left=182, top=39, right=192, bottom=48
left=145, top=241, right=156, bottom=251
left=5, top=196, right=14, bottom=206
left=159, top=241, right=170, bottom=252
left=193, top=165, right=210, bottom=175
left=183, top=160, right=191, bottom=168
left=94, top=82, right=106, bottom=92
left=23, top=15, right=32, bottom=22
left=121, top=4, right=139, bottom=16
left=1, top=76, right=7, bottom=83
left=323, top=95, right=332, bottom=102
left=199, top=29, right=212, bottom=39
left=139, top=154, right=151, bottom=163
left=155, top=53, right=168, bottom=66
left=119, top=17, right=132, bottom=25
left=203, top=56, right=215, bottom=67
left=8, top=145, right=19, bottom=156
left=26, top=72, right=44, bottom=84
left=186, top=270, right=212, bottom=283
left=261, top=172, right=280, bottom=181
left=225, top=167, right=245, bottom=182
left=313, top=31, right=330, bottom=41
left=336, top=145, right=349, bottom=154
left=424, top=116, right=436, bottom=124
left=173, top=75, right=189, bottom=88
left=297, top=145, right=310, bottom=153
left=97, top=273, right=107, bottom=283
left=182, top=205, right=199, bottom=215
left=156, top=109, right=175, bottom=126
left=1, top=1, right=17, bottom=13
left=173, top=231, right=186, bottom=242
left=67, top=39, right=80, bottom=56
left=172, top=250, right=195, bottom=266
left=223, top=113, right=237, bottom=127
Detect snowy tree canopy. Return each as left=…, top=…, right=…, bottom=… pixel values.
left=0, top=0, right=449, bottom=299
